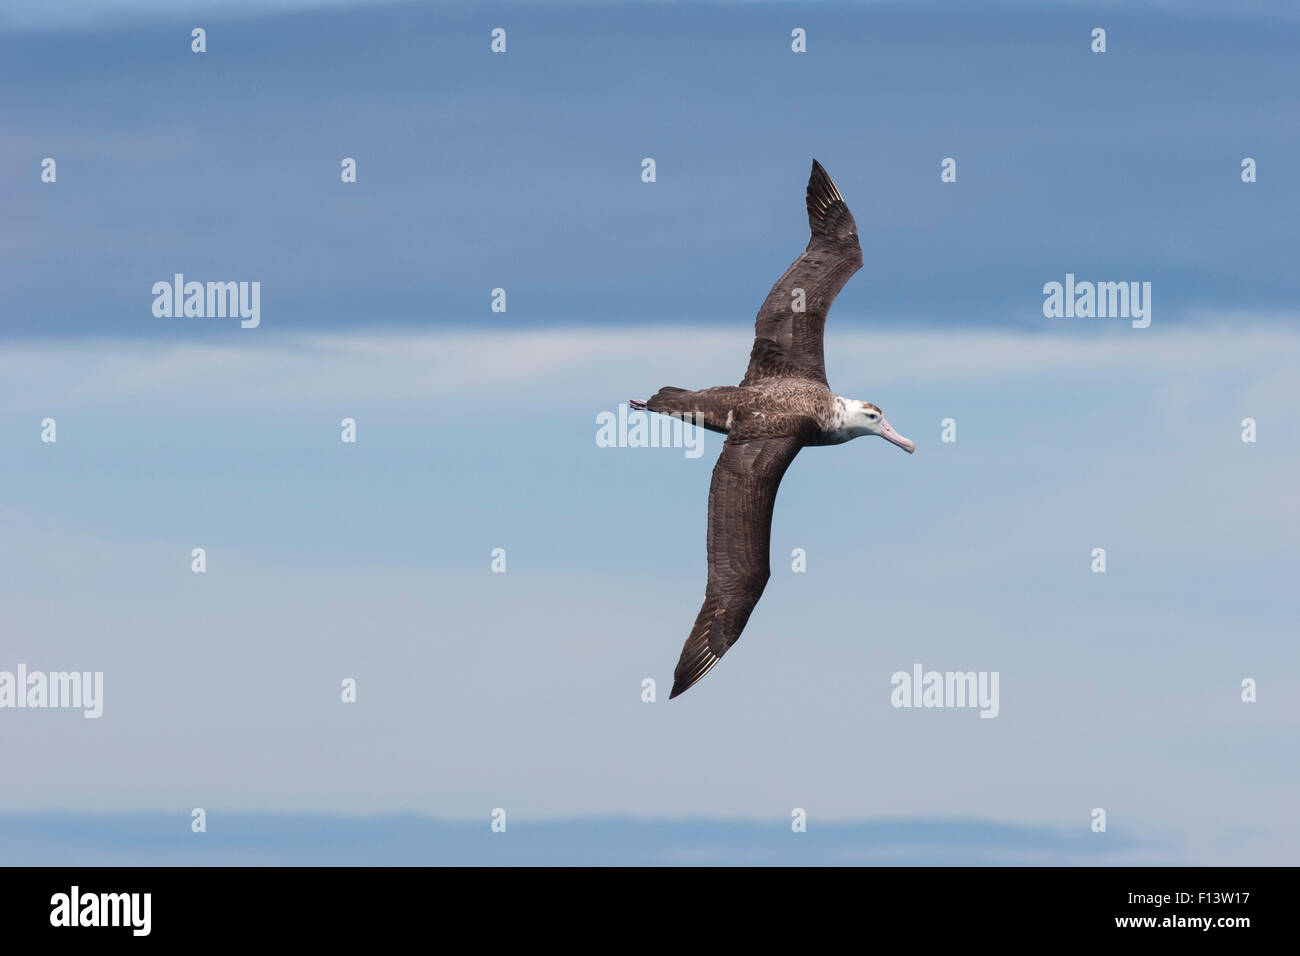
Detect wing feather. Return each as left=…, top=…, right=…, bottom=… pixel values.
left=741, top=160, right=863, bottom=386
left=669, top=432, right=805, bottom=699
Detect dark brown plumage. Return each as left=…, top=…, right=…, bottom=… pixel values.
left=742, top=158, right=864, bottom=387
left=634, top=160, right=898, bottom=700
left=668, top=429, right=811, bottom=698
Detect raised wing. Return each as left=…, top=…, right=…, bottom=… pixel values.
left=670, top=431, right=805, bottom=699
left=741, top=160, right=864, bottom=387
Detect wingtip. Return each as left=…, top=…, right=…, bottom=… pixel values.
left=669, top=671, right=698, bottom=699
left=669, top=648, right=723, bottom=700
left=668, top=678, right=696, bottom=699
left=805, top=159, right=845, bottom=229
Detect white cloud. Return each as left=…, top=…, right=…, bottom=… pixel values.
left=4, top=319, right=1298, bottom=413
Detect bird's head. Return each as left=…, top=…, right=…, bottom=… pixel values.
left=847, top=400, right=915, bottom=453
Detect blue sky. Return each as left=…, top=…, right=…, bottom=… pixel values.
left=4, top=0, right=1298, bottom=336
left=1, top=0, right=1297, bottom=866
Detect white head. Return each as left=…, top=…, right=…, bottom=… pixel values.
left=842, top=399, right=915, bottom=453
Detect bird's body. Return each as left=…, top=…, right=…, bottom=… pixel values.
left=640, top=380, right=871, bottom=446
left=633, top=160, right=914, bottom=699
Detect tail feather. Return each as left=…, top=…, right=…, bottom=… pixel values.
left=645, top=385, right=741, bottom=435
left=646, top=386, right=688, bottom=412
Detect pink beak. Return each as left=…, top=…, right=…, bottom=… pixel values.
left=880, top=419, right=915, bottom=454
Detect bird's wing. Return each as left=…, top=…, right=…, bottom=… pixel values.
left=741, top=160, right=864, bottom=387
left=670, top=430, right=806, bottom=699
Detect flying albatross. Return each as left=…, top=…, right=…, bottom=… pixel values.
left=631, top=160, right=915, bottom=699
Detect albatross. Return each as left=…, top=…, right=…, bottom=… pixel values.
left=631, top=160, right=915, bottom=699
